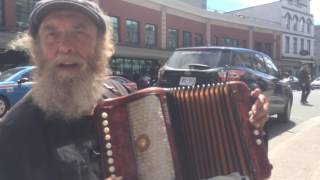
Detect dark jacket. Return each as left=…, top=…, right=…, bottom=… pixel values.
left=0, top=80, right=128, bottom=180
left=298, top=68, right=310, bottom=85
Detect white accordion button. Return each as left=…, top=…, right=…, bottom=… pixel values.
left=105, top=134, right=111, bottom=141
left=106, top=143, right=112, bottom=149
left=253, top=129, right=260, bottom=136
left=108, top=158, right=114, bottom=164
left=109, top=166, right=116, bottom=173
left=104, top=127, right=110, bottom=134
left=256, top=139, right=262, bottom=145
left=102, top=120, right=109, bottom=126
left=101, top=112, right=108, bottom=119
left=107, top=150, right=113, bottom=156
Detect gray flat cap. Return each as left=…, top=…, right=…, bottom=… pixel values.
left=29, top=0, right=106, bottom=38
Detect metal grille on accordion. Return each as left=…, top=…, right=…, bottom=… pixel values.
left=95, top=81, right=272, bottom=180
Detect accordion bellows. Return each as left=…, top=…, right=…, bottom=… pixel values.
left=95, top=81, right=272, bottom=180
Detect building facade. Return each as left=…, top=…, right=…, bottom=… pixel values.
left=1, top=0, right=283, bottom=82
left=229, top=0, right=315, bottom=76
left=315, top=25, right=320, bottom=77
left=176, top=0, right=206, bottom=9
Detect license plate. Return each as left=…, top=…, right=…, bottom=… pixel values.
left=179, top=77, right=196, bottom=86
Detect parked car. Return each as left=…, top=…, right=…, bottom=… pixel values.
left=311, top=76, right=320, bottom=90
left=0, top=66, right=35, bottom=117
left=280, top=75, right=300, bottom=90
left=158, top=46, right=293, bottom=122
left=108, top=75, right=138, bottom=93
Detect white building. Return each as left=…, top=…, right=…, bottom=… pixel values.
left=315, top=25, right=320, bottom=77
left=228, top=0, right=315, bottom=76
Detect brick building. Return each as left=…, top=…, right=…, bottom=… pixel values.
left=0, top=0, right=283, bottom=81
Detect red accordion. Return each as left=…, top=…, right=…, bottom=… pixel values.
left=94, top=81, right=272, bottom=180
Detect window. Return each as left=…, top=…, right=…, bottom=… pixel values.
left=110, top=16, right=120, bottom=43
left=224, top=37, right=240, bottom=47
left=145, top=24, right=156, bottom=48
left=0, top=0, right=3, bottom=27
left=254, top=41, right=262, bottom=52
left=126, top=20, right=139, bottom=44
left=264, top=43, right=273, bottom=58
left=293, top=37, right=298, bottom=54
left=293, top=15, right=298, bottom=31
left=167, top=28, right=178, bottom=49
left=183, top=31, right=192, bottom=47
left=307, top=40, right=311, bottom=53
left=242, top=40, right=247, bottom=48
left=263, top=55, right=279, bottom=77
left=194, top=33, right=203, bottom=46
left=232, top=52, right=252, bottom=68
left=300, top=38, right=304, bottom=51
left=16, top=0, right=38, bottom=29
left=285, top=36, right=290, bottom=53
left=285, top=13, right=291, bottom=29
left=252, top=54, right=267, bottom=73
left=307, top=19, right=312, bottom=34
left=300, top=17, right=305, bottom=32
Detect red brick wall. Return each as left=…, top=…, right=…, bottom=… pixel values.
left=4, top=0, right=16, bottom=31
left=101, top=0, right=162, bottom=48
left=166, top=14, right=206, bottom=47
left=211, top=25, right=249, bottom=47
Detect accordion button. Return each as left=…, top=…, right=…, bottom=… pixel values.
left=108, top=158, right=114, bottom=164
left=104, top=127, right=110, bottom=134
left=101, top=112, right=108, bottom=119
left=105, top=134, right=111, bottom=141
left=253, top=130, right=260, bottom=136
left=256, top=139, right=262, bottom=145
left=107, top=150, right=113, bottom=156
left=109, top=166, right=115, bottom=173
left=106, top=143, right=112, bottom=149
left=102, top=120, right=109, bottom=126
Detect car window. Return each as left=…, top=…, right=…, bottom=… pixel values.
left=252, top=53, right=267, bottom=73
left=21, top=71, right=33, bottom=81
left=263, top=55, right=279, bottom=77
left=166, top=50, right=231, bottom=69
left=231, top=51, right=252, bottom=68
left=0, top=67, right=25, bottom=81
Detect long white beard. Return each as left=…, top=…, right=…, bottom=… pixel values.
left=31, top=53, right=106, bottom=121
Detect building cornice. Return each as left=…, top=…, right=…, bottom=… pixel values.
left=119, top=0, right=282, bottom=33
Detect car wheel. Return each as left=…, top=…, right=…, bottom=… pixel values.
left=277, top=97, right=292, bottom=122
left=0, top=97, right=9, bottom=117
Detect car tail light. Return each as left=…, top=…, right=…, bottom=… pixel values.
left=218, top=70, right=246, bottom=81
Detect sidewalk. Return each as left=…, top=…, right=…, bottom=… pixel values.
left=268, top=116, right=320, bottom=180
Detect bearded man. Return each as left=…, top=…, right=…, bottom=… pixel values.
left=0, top=0, right=269, bottom=180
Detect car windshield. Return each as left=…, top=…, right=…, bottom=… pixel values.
left=0, top=67, right=25, bottom=82
left=166, top=49, right=231, bottom=69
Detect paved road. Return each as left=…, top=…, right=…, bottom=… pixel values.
left=267, top=89, right=320, bottom=140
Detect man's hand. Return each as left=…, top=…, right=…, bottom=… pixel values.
left=249, top=88, right=269, bottom=129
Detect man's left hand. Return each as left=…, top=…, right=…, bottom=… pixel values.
left=249, top=88, right=269, bottom=129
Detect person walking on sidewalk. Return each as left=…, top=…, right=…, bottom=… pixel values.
left=298, top=63, right=311, bottom=104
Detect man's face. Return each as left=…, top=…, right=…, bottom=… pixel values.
left=38, top=10, right=98, bottom=79
left=32, top=10, right=106, bottom=120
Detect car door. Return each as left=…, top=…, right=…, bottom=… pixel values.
left=13, top=70, right=34, bottom=104
left=251, top=53, right=278, bottom=114
left=263, top=55, right=288, bottom=113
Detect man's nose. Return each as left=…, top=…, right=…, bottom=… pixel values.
left=58, top=33, right=75, bottom=53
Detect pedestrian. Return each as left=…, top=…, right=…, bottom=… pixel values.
left=0, top=0, right=269, bottom=180
left=298, top=63, right=311, bottom=104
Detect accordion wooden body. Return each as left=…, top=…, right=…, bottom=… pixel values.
left=94, top=81, right=272, bottom=180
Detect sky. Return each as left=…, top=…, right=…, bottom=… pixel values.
left=207, top=0, right=319, bottom=25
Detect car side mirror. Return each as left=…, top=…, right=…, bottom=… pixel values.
left=17, top=77, right=29, bottom=84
